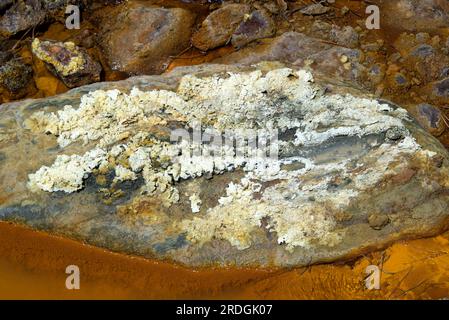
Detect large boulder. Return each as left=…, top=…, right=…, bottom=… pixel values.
left=1, top=63, right=449, bottom=268
left=99, top=2, right=196, bottom=75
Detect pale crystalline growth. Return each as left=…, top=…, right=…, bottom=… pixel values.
left=128, top=147, right=151, bottom=172
left=28, top=148, right=107, bottom=193
left=189, top=194, right=202, bottom=213
left=26, top=67, right=410, bottom=149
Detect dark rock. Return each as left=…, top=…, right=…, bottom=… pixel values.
left=0, top=0, right=14, bottom=12
left=31, top=38, right=102, bottom=88
left=191, top=3, right=251, bottom=51
left=231, top=10, right=276, bottom=49
left=0, top=0, right=83, bottom=38
left=99, top=1, right=196, bottom=74
left=0, top=57, right=33, bottom=92
left=372, top=0, right=449, bottom=32
left=330, top=26, right=359, bottom=49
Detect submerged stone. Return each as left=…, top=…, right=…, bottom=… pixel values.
left=1, top=63, right=449, bottom=268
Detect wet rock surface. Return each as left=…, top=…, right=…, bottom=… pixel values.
left=215, top=32, right=367, bottom=87
left=231, top=9, right=276, bottom=49
left=1, top=63, right=449, bottom=268
left=409, top=104, right=446, bottom=137
left=0, top=52, right=33, bottom=93
left=192, top=3, right=251, bottom=51
left=99, top=1, right=196, bottom=74
left=0, top=0, right=83, bottom=38
left=373, top=0, right=449, bottom=33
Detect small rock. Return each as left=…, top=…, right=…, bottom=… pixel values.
left=100, top=2, right=196, bottom=74
left=300, top=3, right=331, bottom=16
left=372, top=0, right=449, bottom=32
left=0, top=0, right=13, bottom=11
left=341, top=6, right=350, bottom=15
left=368, top=214, right=390, bottom=230
left=409, top=103, right=446, bottom=137
left=32, top=38, right=102, bottom=88
left=192, top=4, right=251, bottom=51
left=330, top=25, right=359, bottom=49
left=0, top=0, right=83, bottom=38
left=0, top=0, right=45, bottom=38
left=434, top=78, right=449, bottom=97
left=231, top=10, right=276, bottom=49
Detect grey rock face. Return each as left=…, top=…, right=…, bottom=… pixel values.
left=1, top=63, right=449, bottom=268
left=0, top=54, right=33, bottom=93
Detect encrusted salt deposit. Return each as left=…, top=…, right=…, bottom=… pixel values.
left=189, top=193, right=202, bottom=213
left=25, top=67, right=432, bottom=251
left=28, top=148, right=107, bottom=193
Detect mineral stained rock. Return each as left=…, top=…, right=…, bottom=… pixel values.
left=32, top=38, right=102, bottom=88
left=300, top=3, right=331, bottom=16
left=1, top=63, right=449, bottom=268
left=231, top=10, right=276, bottom=49
left=408, top=104, right=446, bottom=137
left=0, top=0, right=83, bottom=38
left=215, top=32, right=367, bottom=87
left=191, top=4, right=251, bottom=51
left=0, top=55, right=33, bottom=93
left=372, top=0, right=449, bottom=33
left=99, top=1, right=196, bottom=75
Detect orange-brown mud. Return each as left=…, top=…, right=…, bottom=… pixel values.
left=1, top=221, right=448, bottom=299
